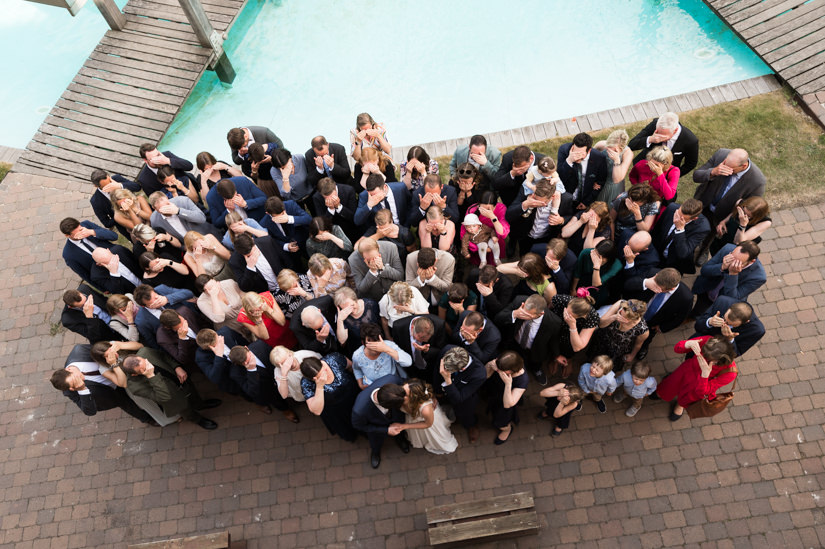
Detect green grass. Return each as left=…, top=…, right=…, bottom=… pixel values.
left=0, top=163, right=10, bottom=184
left=436, top=88, right=825, bottom=210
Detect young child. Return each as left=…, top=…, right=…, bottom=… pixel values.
left=460, top=213, right=501, bottom=267
left=539, top=383, right=586, bottom=437
left=577, top=355, right=617, bottom=413
left=613, top=360, right=657, bottom=417
left=523, top=156, right=566, bottom=195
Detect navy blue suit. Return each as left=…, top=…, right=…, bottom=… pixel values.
left=258, top=200, right=312, bottom=251
left=692, top=295, right=765, bottom=357
left=653, top=203, right=711, bottom=275
left=228, top=235, right=286, bottom=293
left=407, top=184, right=459, bottom=225
left=312, top=183, right=360, bottom=238
left=433, top=344, right=486, bottom=429
left=354, top=182, right=409, bottom=227
left=135, top=285, right=194, bottom=350
left=556, top=145, right=610, bottom=208
left=90, top=175, right=141, bottom=238
left=62, top=221, right=120, bottom=283
left=351, top=374, right=406, bottom=453
left=205, top=176, right=268, bottom=229
left=228, top=340, right=290, bottom=411
left=692, top=244, right=766, bottom=301
left=492, top=150, right=546, bottom=206
left=194, top=327, right=245, bottom=395
left=450, top=311, right=501, bottom=364
left=136, top=151, right=194, bottom=196
left=89, top=247, right=142, bottom=295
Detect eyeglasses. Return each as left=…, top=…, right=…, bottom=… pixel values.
left=458, top=169, right=474, bottom=176
left=622, top=300, right=640, bottom=313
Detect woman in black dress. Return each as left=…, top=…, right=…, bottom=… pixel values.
left=485, top=351, right=528, bottom=445
left=589, top=299, right=649, bottom=371
left=549, top=293, right=600, bottom=377
left=301, top=354, right=359, bottom=442
left=138, top=251, right=196, bottom=292
left=333, top=287, right=380, bottom=355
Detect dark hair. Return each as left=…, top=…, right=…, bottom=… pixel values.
left=300, top=356, right=323, bottom=379
left=417, top=248, right=436, bottom=269
left=139, top=143, right=156, bottom=159
left=311, top=136, right=328, bottom=149
left=317, top=177, right=336, bottom=196
left=572, top=132, right=593, bottom=150
left=195, top=151, right=217, bottom=172
left=546, top=238, right=568, bottom=261
left=138, top=251, right=160, bottom=271
left=133, top=284, right=155, bottom=306
left=90, top=341, right=113, bottom=366
left=159, top=309, right=182, bottom=328
left=309, top=216, right=332, bottom=239
left=234, top=233, right=255, bottom=256
left=121, top=355, right=142, bottom=375
left=680, top=198, right=703, bottom=218
left=365, top=174, right=385, bottom=192
left=497, top=350, right=524, bottom=373
left=156, top=165, right=175, bottom=183
left=738, top=240, right=760, bottom=262
left=518, top=253, right=550, bottom=285
left=423, top=174, right=442, bottom=189
left=265, top=196, right=285, bottom=215
left=453, top=162, right=479, bottom=185
left=727, top=302, right=753, bottom=324
left=411, top=316, right=434, bottom=338
left=701, top=336, right=735, bottom=366
left=59, top=218, right=80, bottom=236
left=360, top=322, right=382, bottom=345
left=512, top=146, right=532, bottom=165
left=478, top=190, right=498, bottom=206
left=463, top=311, right=484, bottom=330
left=619, top=184, right=660, bottom=218
left=63, top=289, right=83, bottom=307
left=406, top=146, right=431, bottom=180
left=376, top=384, right=407, bottom=409
left=50, top=369, right=72, bottom=391
left=226, top=128, right=246, bottom=150
left=478, top=265, right=498, bottom=285
left=469, top=135, right=487, bottom=148
left=194, top=274, right=212, bottom=295
left=271, top=148, right=292, bottom=168
left=248, top=142, right=266, bottom=162
left=447, top=283, right=469, bottom=303
left=653, top=268, right=681, bottom=290
left=594, top=239, right=617, bottom=263
left=228, top=345, right=249, bottom=366
left=90, top=169, right=108, bottom=187
left=216, top=179, right=237, bottom=200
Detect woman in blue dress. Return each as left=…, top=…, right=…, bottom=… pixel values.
left=301, top=353, right=359, bottom=442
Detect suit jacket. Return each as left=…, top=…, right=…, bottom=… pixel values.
left=228, top=340, right=278, bottom=406
left=653, top=203, right=711, bottom=275
left=621, top=246, right=661, bottom=282
left=391, top=314, right=447, bottom=373
left=629, top=120, right=700, bottom=177
left=549, top=249, right=578, bottom=296
left=407, top=185, right=459, bottom=226
left=305, top=142, right=353, bottom=188
left=693, top=149, right=766, bottom=224
left=194, top=327, right=244, bottom=395
left=135, top=285, right=194, bottom=349
left=149, top=196, right=222, bottom=242
left=405, top=249, right=455, bottom=304
left=692, top=295, right=765, bottom=357
left=432, top=345, right=487, bottom=405
left=351, top=374, right=406, bottom=434
left=231, top=126, right=284, bottom=175
left=258, top=200, right=312, bottom=248
left=451, top=310, right=501, bottom=364
left=692, top=243, right=766, bottom=301
left=137, top=151, right=194, bottom=196
left=61, top=306, right=122, bottom=343
left=312, top=183, right=359, bottom=238
left=89, top=247, right=142, bottom=295
left=205, top=176, right=268, bottom=228
left=354, top=182, right=410, bottom=227
left=348, top=241, right=404, bottom=301
left=126, top=346, right=195, bottom=417
left=62, top=220, right=119, bottom=282
left=228, top=235, right=285, bottom=293
left=494, top=296, right=562, bottom=367
left=643, top=282, right=694, bottom=333
left=449, top=144, right=502, bottom=181
left=156, top=305, right=202, bottom=368
left=465, top=268, right=515, bottom=320
left=556, top=145, right=610, bottom=208
left=289, top=296, right=340, bottom=355
left=505, top=187, right=575, bottom=241
left=90, top=175, right=141, bottom=238
left=492, top=150, right=545, bottom=205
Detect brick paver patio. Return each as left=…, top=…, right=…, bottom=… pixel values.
left=0, top=171, right=823, bottom=548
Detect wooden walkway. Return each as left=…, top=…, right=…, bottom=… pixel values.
left=701, top=0, right=825, bottom=128
left=13, top=0, right=249, bottom=182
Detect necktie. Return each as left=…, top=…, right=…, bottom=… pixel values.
left=80, top=239, right=96, bottom=253
left=381, top=199, right=391, bottom=211
left=708, top=279, right=726, bottom=301
left=711, top=175, right=732, bottom=208
left=575, top=163, right=584, bottom=190
left=662, top=225, right=677, bottom=258
left=413, top=342, right=426, bottom=370
left=645, top=292, right=666, bottom=321
left=517, top=319, right=531, bottom=349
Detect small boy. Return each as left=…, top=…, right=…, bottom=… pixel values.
left=577, top=355, right=617, bottom=413
left=613, top=360, right=657, bottom=417
left=461, top=213, right=500, bottom=267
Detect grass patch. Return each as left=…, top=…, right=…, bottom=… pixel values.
left=0, top=163, right=10, bottom=184
left=436, top=88, right=825, bottom=210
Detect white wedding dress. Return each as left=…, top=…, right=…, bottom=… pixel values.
left=405, top=400, right=458, bottom=455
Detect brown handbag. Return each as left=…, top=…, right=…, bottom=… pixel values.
left=685, top=366, right=738, bottom=419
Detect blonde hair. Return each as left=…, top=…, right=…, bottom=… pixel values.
left=111, top=188, right=138, bottom=212
left=621, top=299, right=648, bottom=322
left=646, top=146, right=673, bottom=168
left=277, top=269, right=299, bottom=289
left=425, top=205, right=445, bottom=222
left=590, top=355, right=614, bottom=375
left=360, top=147, right=387, bottom=172
left=333, top=286, right=357, bottom=307
left=270, top=345, right=292, bottom=367
left=241, top=291, right=265, bottom=313
left=183, top=231, right=205, bottom=252
left=606, top=129, right=629, bottom=150
left=569, top=296, right=595, bottom=317
left=307, top=253, right=333, bottom=276
left=131, top=223, right=156, bottom=243
left=147, top=191, right=167, bottom=208
left=388, top=281, right=413, bottom=305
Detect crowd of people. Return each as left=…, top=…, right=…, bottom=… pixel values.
left=52, top=111, right=769, bottom=468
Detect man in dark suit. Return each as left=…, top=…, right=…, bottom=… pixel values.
left=451, top=310, right=501, bottom=364
left=195, top=328, right=244, bottom=395
left=50, top=344, right=153, bottom=423
left=691, top=241, right=766, bottom=316
left=625, top=268, right=694, bottom=360
left=121, top=353, right=220, bottom=430
left=494, top=294, right=562, bottom=385
left=133, top=284, right=195, bottom=350
left=557, top=133, right=610, bottom=210
left=259, top=196, right=312, bottom=263
left=407, top=174, right=459, bottom=225
left=313, top=176, right=360, bottom=238
left=541, top=238, right=578, bottom=296
left=228, top=233, right=285, bottom=293
left=433, top=346, right=486, bottom=443
left=89, top=169, right=142, bottom=238
left=136, top=144, right=194, bottom=196
left=505, top=180, right=573, bottom=252
left=227, top=343, right=299, bottom=422
left=652, top=199, right=711, bottom=275
left=305, top=135, right=354, bottom=189
left=90, top=248, right=142, bottom=295
left=60, top=217, right=122, bottom=283
left=467, top=265, right=515, bottom=321
left=205, top=176, right=268, bottom=229
left=392, top=314, right=447, bottom=382
left=157, top=309, right=203, bottom=372
left=621, top=231, right=660, bottom=282
left=692, top=296, right=765, bottom=357
left=227, top=126, right=284, bottom=177
left=628, top=112, right=700, bottom=177
left=351, top=374, right=410, bottom=468
left=492, top=145, right=545, bottom=206
left=354, top=175, right=410, bottom=227
left=290, top=296, right=339, bottom=355
left=61, top=286, right=122, bottom=343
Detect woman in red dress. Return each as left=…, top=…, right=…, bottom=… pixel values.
left=238, top=291, right=297, bottom=349
left=656, top=335, right=737, bottom=422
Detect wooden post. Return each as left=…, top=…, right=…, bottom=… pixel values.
left=177, top=0, right=236, bottom=84
left=92, top=0, right=125, bottom=30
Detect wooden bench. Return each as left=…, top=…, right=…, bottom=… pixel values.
left=127, top=531, right=231, bottom=549
left=426, top=491, right=539, bottom=546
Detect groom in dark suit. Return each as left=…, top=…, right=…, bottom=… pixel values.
left=556, top=133, right=610, bottom=210
left=351, top=375, right=410, bottom=468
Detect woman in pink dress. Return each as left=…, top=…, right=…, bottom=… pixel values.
left=461, top=190, right=509, bottom=266
left=629, top=146, right=680, bottom=206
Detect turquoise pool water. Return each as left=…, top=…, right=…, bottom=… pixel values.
left=2, top=0, right=770, bottom=160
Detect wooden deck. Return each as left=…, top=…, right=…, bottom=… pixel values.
left=701, top=0, right=825, bottom=128
left=13, top=0, right=249, bottom=182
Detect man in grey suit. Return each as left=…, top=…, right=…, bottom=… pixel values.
left=227, top=126, right=284, bottom=177
left=448, top=134, right=502, bottom=186
left=148, top=192, right=222, bottom=242
left=405, top=248, right=455, bottom=308
left=348, top=238, right=404, bottom=301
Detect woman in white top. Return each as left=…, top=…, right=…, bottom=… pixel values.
left=399, top=379, right=458, bottom=455
left=270, top=346, right=323, bottom=402
left=195, top=274, right=248, bottom=337
left=378, top=281, right=429, bottom=339
left=183, top=230, right=233, bottom=281
left=106, top=293, right=139, bottom=341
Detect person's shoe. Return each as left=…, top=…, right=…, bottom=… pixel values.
left=635, top=348, right=648, bottom=360
left=648, top=391, right=661, bottom=401
left=197, top=398, right=222, bottom=410
left=669, top=402, right=683, bottom=422
left=575, top=401, right=583, bottom=412
left=596, top=400, right=607, bottom=414
left=550, top=427, right=563, bottom=437
left=613, top=392, right=626, bottom=404
left=468, top=426, right=480, bottom=443
left=536, top=410, right=551, bottom=420
left=197, top=418, right=218, bottom=430
left=395, top=435, right=411, bottom=453
left=260, top=405, right=273, bottom=415
left=533, top=369, right=548, bottom=386
left=282, top=409, right=299, bottom=423
left=494, top=425, right=513, bottom=445
left=626, top=404, right=641, bottom=418
left=370, top=451, right=381, bottom=469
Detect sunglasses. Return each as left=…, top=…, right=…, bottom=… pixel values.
left=458, top=169, right=474, bottom=177
left=622, top=300, right=640, bottom=313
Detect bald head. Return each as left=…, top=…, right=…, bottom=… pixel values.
left=300, top=306, right=324, bottom=330
left=725, top=149, right=749, bottom=169
left=92, top=248, right=114, bottom=266
left=628, top=231, right=652, bottom=253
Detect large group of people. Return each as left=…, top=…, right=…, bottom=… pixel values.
left=52, top=111, right=769, bottom=467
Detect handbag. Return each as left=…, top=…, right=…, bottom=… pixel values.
left=685, top=366, right=737, bottom=419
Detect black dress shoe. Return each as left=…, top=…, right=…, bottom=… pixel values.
left=635, top=348, right=648, bottom=360
left=370, top=451, right=381, bottom=469
left=197, top=398, right=222, bottom=410
left=197, top=418, right=218, bottom=430
left=395, top=435, right=411, bottom=454
left=648, top=391, right=661, bottom=401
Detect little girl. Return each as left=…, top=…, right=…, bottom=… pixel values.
left=577, top=355, right=617, bottom=413
left=460, top=213, right=500, bottom=267
left=523, top=157, right=566, bottom=195
left=538, top=383, right=586, bottom=437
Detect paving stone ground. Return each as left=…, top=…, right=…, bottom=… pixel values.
left=0, top=171, right=824, bottom=548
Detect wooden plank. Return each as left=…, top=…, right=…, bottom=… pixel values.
left=40, top=115, right=147, bottom=149
left=49, top=105, right=163, bottom=143
left=763, top=26, right=825, bottom=64
left=713, top=0, right=745, bottom=10
left=38, top=122, right=139, bottom=157
left=63, top=87, right=176, bottom=121
left=54, top=98, right=167, bottom=135
left=427, top=492, right=534, bottom=524
left=18, top=148, right=138, bottom=180
left=107, top=29, right=209, bottom=57
left=123, top=1, right=232, bottom=25
left=428, top=512, right=539, bottom=546
left=13, top=159, right=79, bottom=180
left=756, top=16, right=825, bottom=53
left=126, top=10, right=230, bottom=33
left=72, top=74, right=184, bottom=108
left=139, top=0, right=240, bottom=17
left=78, top=66, right=191, bottom=97
left=719, top=84, right=738, bottom=103
left=735, top=0, right=809, bottom=30
left=776, top=46, right=825, bottom=77
left=787, top=60, right=825, bottom=87
left=87, top=51, right=199, bottom=83
left=719, top=0, right=762, bottom=17
left=99, top=35, right=209, bottom=65
left=121, top=22, right=201, bottom=45
left=127, top=531, right=229, bottom=549
left=94, top=43, right=204, bottom=73
left=795, top=72, right=825, bottom=94
left=744, top=2, right=825, bottom=41
left=31, top=132, right=141, bottom=171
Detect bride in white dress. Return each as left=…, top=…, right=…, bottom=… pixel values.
left=400, top=379, right=458, bottom=455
